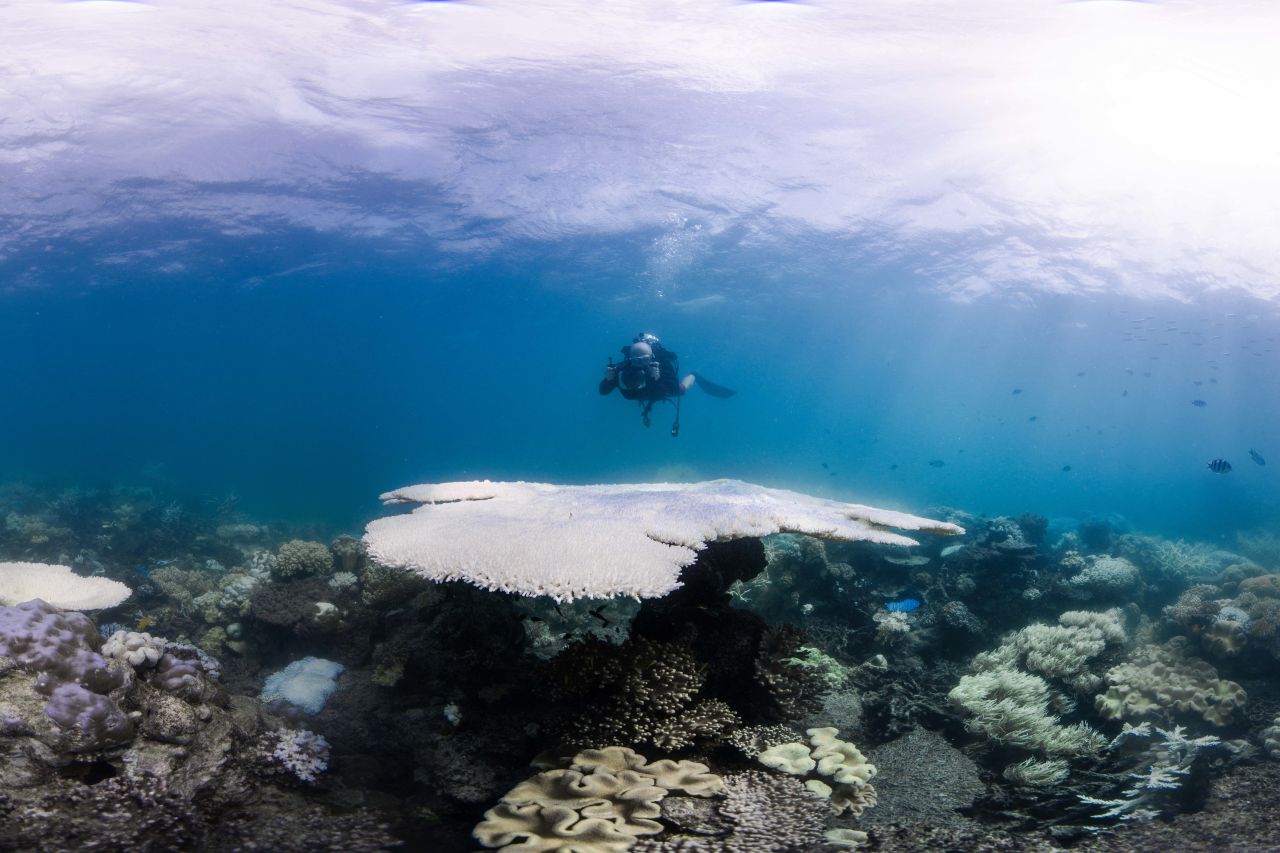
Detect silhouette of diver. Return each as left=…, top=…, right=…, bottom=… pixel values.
left=599, top=332, right=735, bottom=437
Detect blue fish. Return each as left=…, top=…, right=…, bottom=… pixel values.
left=1250, top=449, right=1266, bottom=466
left=1192, top=400, right=1207, bottom=407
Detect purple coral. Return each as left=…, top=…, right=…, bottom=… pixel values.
left=153, top=653, right=208, bottom=703
left=0, top=599, right=133, bottom=749
left=43, top=682, right=133, bottom=745
left=258, top=728, right=330, bottom=784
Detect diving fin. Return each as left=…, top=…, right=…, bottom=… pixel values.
left=693, top=374, right=736, bottom=398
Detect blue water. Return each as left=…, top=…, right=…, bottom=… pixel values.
left=3, top=225, right=1275, bottom=542
left=2, top=0, right=1277, bottom=545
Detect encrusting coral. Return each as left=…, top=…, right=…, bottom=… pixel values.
left=364, top=479, right=963, bottom=601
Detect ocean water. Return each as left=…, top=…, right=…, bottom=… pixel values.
left=4, top=228, right=1277, bottom=540
left=3, top=1, right=1280, bottom=850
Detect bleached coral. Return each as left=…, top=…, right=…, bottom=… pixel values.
left=754, top=727, right=877, bottom=817
left=1095, top=640, right=1246, bottom=727
left=365, top=479, right=963, bottom=601
left=0, top=561, right=131, bottom=610
left=1066, top=556, right=1140, bottom=597
left=258, top=728, right=331, bottom=784
left=1079, top=723, right=1221, bottom=823
left=1003, top=757, right=1070, bottom=788
left=101, top=629, right=166, bottom=668
left=972, top=608, right=1126, bottom=695
left=949, top=668, right=1107, bottom=757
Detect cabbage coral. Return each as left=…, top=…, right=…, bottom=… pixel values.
left=364, top=479, right=963, bottom=601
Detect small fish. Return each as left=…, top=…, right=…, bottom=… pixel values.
left=1191, top=400, right=1207, bottom=407
left=589, top=605, right=611, bottom=626
left=1250, top=449, right=1266, bottom=466
left=820, top=462, right=829, bottom=469
left=928, top=459, right=946, bottom=468
left=1207, top=458, right=1233, bottom=474
left=1028, top=415, right=1038, bottom=422
left=1122, top=390, right=1128, bottom=397
left=889, top=464, right=898, bottom=470
left=1075, top=371, right=1085, bottom=377
left=1011, top=388, right=1023, bottom=395
left=1194, top=380, right=1203, bottom=386
left=1062, top=465, right=1073, bottom=472
left=829, top=471, right=837, bottom=477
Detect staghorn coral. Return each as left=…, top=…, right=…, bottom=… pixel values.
left=1096, top=639, right=1246, bottom=727
left=548, top=637, right=738, bottom=751
left=366, top=480, right=962, bottom=601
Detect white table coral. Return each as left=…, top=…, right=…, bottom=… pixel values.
left=365, top=479, right=963, bottom=602
left=0, top=561, right=131, bottom=610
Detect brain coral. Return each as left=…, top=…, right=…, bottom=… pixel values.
left=364, top=479, right=963, bottom=601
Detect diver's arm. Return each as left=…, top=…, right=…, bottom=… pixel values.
left=599, top=362, right=618, bottom=395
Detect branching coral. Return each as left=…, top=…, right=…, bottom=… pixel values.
left=547, top=637, right=738, bottom=751
left=273, top=540, right=334, bottom=579
left=1079, top=723, right=1222, bottom=823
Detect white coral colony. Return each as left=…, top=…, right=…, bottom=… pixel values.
left=364, top=479, right=964, bottom=602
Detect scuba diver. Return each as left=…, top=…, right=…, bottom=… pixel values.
left=600, top=332, right=735, bottom=437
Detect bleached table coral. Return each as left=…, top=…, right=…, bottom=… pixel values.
left=0, top=561, right=131, bottom=610
left=364, top=479, right=964, bottom=601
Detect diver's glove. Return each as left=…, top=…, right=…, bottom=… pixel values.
left=647, top=363, right=660, bottom=381
left=604, top=365, right=618, bottom=382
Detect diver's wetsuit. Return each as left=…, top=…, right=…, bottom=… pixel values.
left=599, top=344, right=682, bottom=402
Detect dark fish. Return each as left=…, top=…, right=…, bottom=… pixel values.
left=1075, top=371, right=1086, bottom=377
left=889, top=464, right=898, bottom=470
left=829, top=471, right=837, bottom=477
left=1210, top=377, right=1218, bottom=384
left=1061, top=465, right=1073, bottom=472
left=1122, top=390, right=1128, bottom=397
left=1250, top=449, right=1266, bottom=466
left=589, top=605, right=611, bottom=626
left=1011, top=388, right=1023, bottom=395
left=821, top=462, right=828, bottom=469
left=1028, top=415, right=1038, bottom=422
left=1191, top=400, right=1207, bottom=407
left=1194, top=380, right=1203, bottom=386
left=1207, top=458, right=1233, bottom=474
left=928, top=459, right=945, bottom=468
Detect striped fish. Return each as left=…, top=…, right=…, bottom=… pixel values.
left=1207, top=458, right=1233, bottom=474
